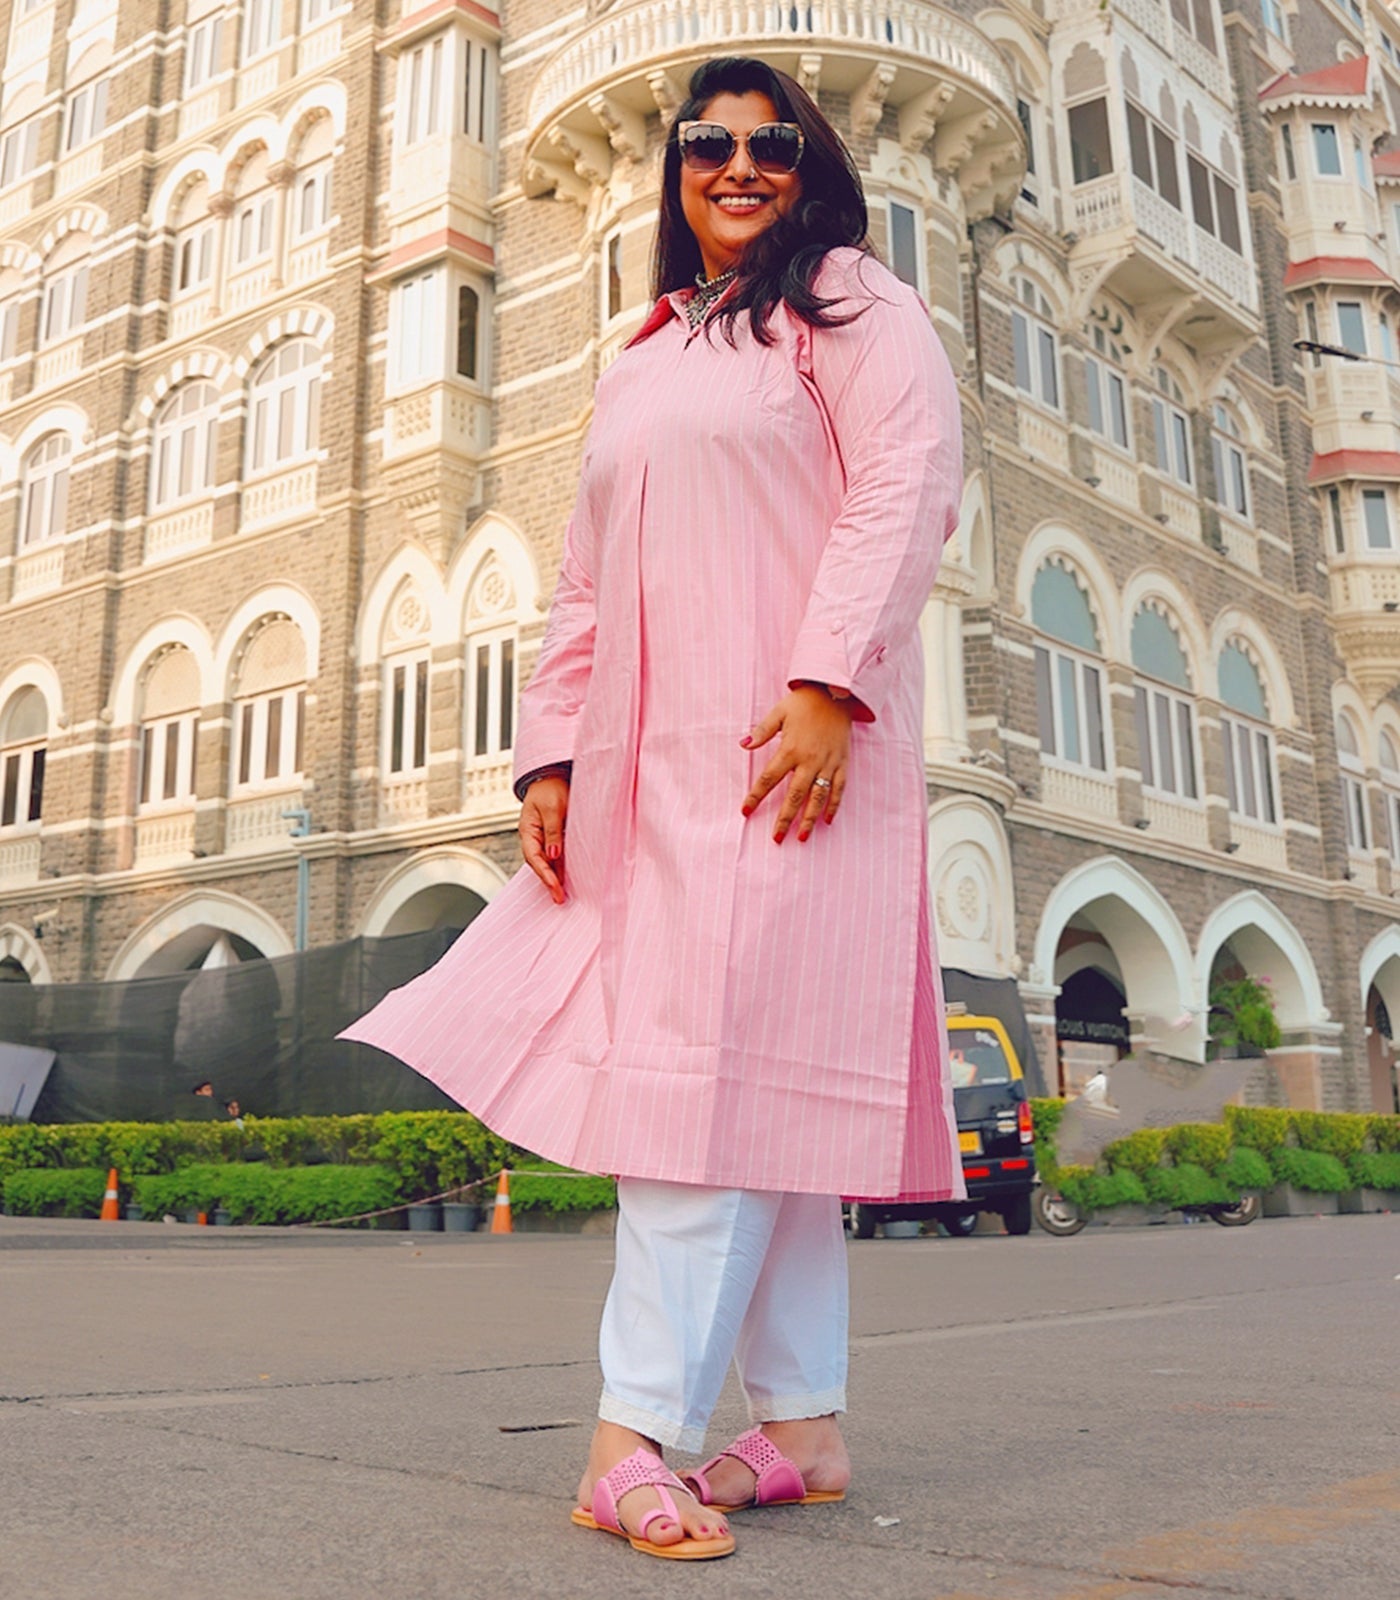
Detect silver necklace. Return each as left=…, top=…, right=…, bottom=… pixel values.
left=686, top=267, right=737, bottom=328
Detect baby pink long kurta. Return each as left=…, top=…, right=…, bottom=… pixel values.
left=345, top=249, right=965, bottom=1201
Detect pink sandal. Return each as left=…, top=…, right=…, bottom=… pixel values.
left=571, top=1447, right=735, bottom=1560
left=683, top=1426, right=847, bottom=1510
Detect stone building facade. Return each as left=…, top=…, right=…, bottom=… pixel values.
left=0, top=0, right=1396, bottom=1112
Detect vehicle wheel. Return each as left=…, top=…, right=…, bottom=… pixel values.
left=1210, top=1191, right=1261, bottom=1227
left=1003, top=1192, right=1033, bottom=1236
left=848, top=1202, right=877, bottom=1240
left=937, top=1208, right=980, bottom=1237
left=1032, top=1187, right=1087, bottom=1237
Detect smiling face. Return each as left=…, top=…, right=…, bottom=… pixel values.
left=678, top=91, right=803, bottom=281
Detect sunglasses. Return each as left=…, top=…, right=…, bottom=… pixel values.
left=677, top=120, right=805, bottom=175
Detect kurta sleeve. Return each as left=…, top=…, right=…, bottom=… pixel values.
left=511, top=509, right=596, bottom=793
left=786, top=250, right=963, bottom=723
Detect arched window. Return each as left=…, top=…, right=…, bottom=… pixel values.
left=63, top=43, right=111, bottom=155
left=1218, top=641, right=1276, bottom=824
left=20, top=435, right=72, bottom=548
left=465, top=560, right=517, bottom=768
left=151, top=383, right=220, bottom=509
left=457, top=282, right=480, bottom=380
left=291, top=118, right=334, bottom=241
left=173, top=180, right=215, bottom=296
left=40, top=234, right=91, bottom=347
left=1151, top=367, right=1192, bottom=486
left=0, top=266, right=22, bottom=362
left=1379, top=730, right=1400, bottom=863
left=246, top=339, right=321, bottom=474
left=1011, top=277, right=1060, bottom=410
left=1336, top=712, right=1369, bottom=853
left=1084, top=316, right=1130, bottom=451
left=1131, top=607, right=1197, bottom=799
left=139, top=647, right=200, bottom=808
left=0, top=687, right=46, bottom=829
left=232, top=152, right=273, bottom=270
left=233, top=618, right=307, bottom=789
left=1031, top=561, right=1106, bottom=771
left=1210, top=402, right=1249, bottom=520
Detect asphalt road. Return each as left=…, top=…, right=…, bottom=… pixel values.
left=1, top=1210, right=1396, bottom=1600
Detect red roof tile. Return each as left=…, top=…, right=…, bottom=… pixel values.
left=1373, top=149, right=1400, bottom=179
left=1308, top=449, right=1400, bottom=485
left=1284, top=257, right=1392, bottom=289
left=1260, top=56, right=1371, bottom=102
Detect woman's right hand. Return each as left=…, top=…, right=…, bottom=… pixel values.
left=520, top=776, right=571, bottom=905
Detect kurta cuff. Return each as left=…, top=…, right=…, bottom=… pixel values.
left=787, top=622, right=880, bottom=723
left=511, top=720, right=578, bottom=797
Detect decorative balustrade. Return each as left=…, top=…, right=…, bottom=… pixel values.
left=12, top=544, right=64, bottom=599
left=1228, top=816, right=1288, bottom=870
left=225, top=789, right=303, bottom=852
left=0, top=186, right=32, bottom=230
left=298, top=15, right=343, bottom=72
left=240, top=464, right=319, bottom=531
left=288, top=237, right=328, bottom=285
left=1216, top=517, right=1259, bottom=573
left=1171, top=23, right=1229, bottom=101
left=528, top=0, right=1017, bottom=131
left=1194, top=230, right=1255, bottom=307
left=463, top=757, right=515, bottom=816
left=180, top=86, right=221, bottom=139
left=1133, top=179, right=1192, bottom=264
left=34, top=337, right=84, bottom=391
left=1157, top=480, right=1201, bottom=540
left=384, top=384, right=490, bottom=461
left=0, top=833, right=40, bottom=885
left=145, top=502, right=214, bottom=563
left=1039, top=763, right=1119, bottom=821
left=226, top=266, right=273, bottom=312
left=1091, top=445, right=1138, bottom=509
left=1347, top=852, right=1380, bottom=894
left=170, top=293, right=212, bottom=340
left=381, top=777, right=429, bottom=827
left=55, top=144, right=104, bottom=197
left=1143, top=792, right=1209, bottom=847
left=134, top=809, right=196, bottom=865
left=1017, top=408, right=1069, bottom=472
left=9, top=9, right=53, bottom=70
left=238, top=53, right=282, bottom=106
left=1071, top=174, right=1124, bottom=236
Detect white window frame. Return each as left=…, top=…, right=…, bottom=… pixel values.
left=151, top=383, right=220, bottom=511
left=602, top=230, right=623, bottom=325
left=20, top=435, right=71, bottom=548
left=234, top=686, right=304, bottom=789
left=1152, top=395, right=1193, bottom=485
left=139, top=711, right=199, bottom=809
left=292, top=160, right=333, bottom=239
left=392, top=268, right=444, bottom=390
left=1222, top=713, right=1278, bottom=825
left=246, top=340, right=322, bottom=475
left=1016, top=96, right=1041, bottom=208
left=1362, top=487, right=1394, bottom=550
left=1034, top=641, right=1108, bottom=773
left=0, top=297, right=19, bottom=362
left=1126, top=101, right=1182, bottom=210
left=460, top=33, right=497, bottom=145
left=1279, top=123, right=1297, bottom=181
left=302, top=0, right=338, bottom=25
left=232, top=193, right=274, bottom=268
left=1380, top=735, right=1400, bottom=863
left=0, top=741, right=44, bottom=829
left=1336, top=300, right=1367, bottom=357
left=1135, top=679, right=1199, bottom=801
left=887, top=198, right=925, bottom=296
left=1011, top=281, right=1060, bottom=411
left=455, top=274, right=483, bottom=384
left=1085, top=341, right=1130, bottom=452
left=241, top=0, right=281, bottom=63
left=41, top=262, right=90, bottom=346
left=0, top=121, right=41, bottom=189
left=400, top=33, right=446, bottom=148
left=1210, top=405, right=1250, bottom=521
left=185, top=13, right=224, bottom=91
left=175, top=219, right=215, bottom=296
left=384, top=653, right=430, bottom=777
left=63, top=78, right=108, bottom=154
left=1312, top=122, right=1343, bottom=178
left=1261, top=0, right=1288, bottom=41
left=466, top=628, right=517, bottom=763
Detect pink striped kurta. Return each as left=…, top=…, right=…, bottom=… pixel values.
left=344, top=249, right=965, bottom=1201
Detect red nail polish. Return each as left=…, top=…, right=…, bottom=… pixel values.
left=740, top=736, right=753, bottom=748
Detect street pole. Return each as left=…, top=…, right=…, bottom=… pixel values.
left=282, top=807, right=311, bottom=952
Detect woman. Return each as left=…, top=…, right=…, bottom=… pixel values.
left=345, top=56, right=964, bottom=1561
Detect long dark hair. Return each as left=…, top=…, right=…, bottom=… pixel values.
left=652, top=57, right=871, bottom=344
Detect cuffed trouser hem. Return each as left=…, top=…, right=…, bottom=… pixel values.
left=745, top=1384, right=848, bottom=1424
left=598, top=1390, right=709, bottom=1455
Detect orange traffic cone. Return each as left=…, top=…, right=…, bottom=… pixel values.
left=99, top=1168, right=120, bottom=1222
left=490, top=1170, right=513, bottom=1234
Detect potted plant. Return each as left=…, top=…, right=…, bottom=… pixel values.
left=1207, top=975, right=1282, bottom=1059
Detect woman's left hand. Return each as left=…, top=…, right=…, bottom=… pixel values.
left=741, top=685, right=853, bottom=843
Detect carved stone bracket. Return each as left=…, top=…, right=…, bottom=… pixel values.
left=797, top=53, right=823, bottom=99
left=899, top=83, right=954, bottom=153
left=933, top=109, right=997, bottom=176
left=851, top=62, right=896, bottom=138
left=588, top=92, right=647, bottom=163
left=550, top=125, right=613, bottom=188
left=380, top=452, right=479, bottom=567
left=648, top=70, right=684, bottom=125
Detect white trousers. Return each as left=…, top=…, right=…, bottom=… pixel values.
left=597, top=1178, right=849, bottom=1453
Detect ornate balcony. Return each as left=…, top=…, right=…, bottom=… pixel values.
left=524, top=0, right=1022, bottom=220
left=1328, top=560, right=1400, bottom=706
left=1067, top=172, right=1259, bottom=355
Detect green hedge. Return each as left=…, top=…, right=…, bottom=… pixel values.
left=130, top=1164, right=398, bottom=1226
left=3, top=1167, right=107, bottom=1217
left=1349, top=1151, right=1400, bottom=1191
left=508, top=1167, right=617, bottom=1214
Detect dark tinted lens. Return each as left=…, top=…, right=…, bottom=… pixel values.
left=680, top=124, right=735, bottom=171
left=748, top=124, right=802, bottom=173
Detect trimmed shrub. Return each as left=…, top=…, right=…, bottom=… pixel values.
left=1269, top=1147, right=1350, bottom=1194
left=1369, top=1115, right=1400, bottom=1155
left=1223, top=1105, right=1293, bottom=1153
left=1056, top=1166, right=1147, bottom=1212
left=1292, top=1111, right=1369, bottom=1159
left=1220, top=1146, right=1273, bottom=1191
left=131, top=1163, right=397, bottom=1226
left=1164, top=1122, right=1234, bottom=1172
left=3, top=1167, right=107, bottom=1217
left=509, top=1167, right=617, bottom=1214
left=1102, top=1128, right=1168, bottom=1177
left=1029, top=1098, right=1066, bottom=1148
left=1348, top=1151, right=1400, bottom=1192
left=1143, top=1163, right=1232, bottom=1208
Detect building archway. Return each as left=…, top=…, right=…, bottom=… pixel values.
left=1360, top=927, right=1400, bottom=1113
left=361, top=848, right=507, bottom=938
left=106, top=892, right=292, bottom=980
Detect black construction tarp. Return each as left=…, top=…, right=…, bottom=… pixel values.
left=18, top=929, right=463, bottom=1124
left=8, top=934, right=1044, bottom=1124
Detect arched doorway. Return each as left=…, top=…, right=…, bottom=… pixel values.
left=380, top=884, right=486, bottom=937
left=1365, top=986, right=1397, bottom=1114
